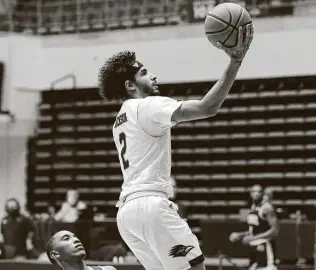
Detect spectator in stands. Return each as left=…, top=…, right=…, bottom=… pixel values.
left=0, top=198, right=35, bottom=259
left=170, top=176, right=188, bottom=220
left=46, top=230, right=116, bottom=270
left=55, top=190, right=87, bottom=223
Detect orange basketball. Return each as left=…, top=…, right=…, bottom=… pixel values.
left=205, top=3, right=252, bottom=48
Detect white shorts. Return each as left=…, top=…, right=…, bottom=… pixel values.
left=117, top=195, right=204, bottom=270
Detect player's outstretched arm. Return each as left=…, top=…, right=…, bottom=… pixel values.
left=171, top=24, right=254, bottom=124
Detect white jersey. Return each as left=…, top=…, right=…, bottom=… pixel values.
left=112, top=96, right=182, bottom=201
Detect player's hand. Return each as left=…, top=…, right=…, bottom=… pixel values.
left=217, top=23, right=254, bottom=63
left=241, top=235, right=254, bottom=245
left=229, top=232, right=242, bottom=242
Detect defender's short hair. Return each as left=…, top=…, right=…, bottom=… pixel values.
left=98, top=50, right=137, bottom=101
left=46, top=236, right=58, bottom=265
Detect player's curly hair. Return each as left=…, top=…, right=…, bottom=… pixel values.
left=98, top=50, right=137, bottom=101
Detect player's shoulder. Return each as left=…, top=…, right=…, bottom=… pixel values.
left=1, top=216, right=7, bottom=224
left=262, top=201, right=275, bottom=213
left=144, top=95, right=174, bottom=102
left=116, top=99, right=142, bottom=116
left=58, top=201, right=70, bottom=210
left=140, top=96, right=177, bottom=109
left=20, top=214, right=33, bottom=221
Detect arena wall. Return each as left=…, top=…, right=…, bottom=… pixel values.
left=40, top=28, right=315, bottom=89
left=0, top=35, right=41, bottom=218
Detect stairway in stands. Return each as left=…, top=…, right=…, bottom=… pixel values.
left=27, top=75, right=316, bottom=238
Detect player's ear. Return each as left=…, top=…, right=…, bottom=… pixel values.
left=125, top=80, right=136, bottom=91
left=50, top=251, right=60, bottom=260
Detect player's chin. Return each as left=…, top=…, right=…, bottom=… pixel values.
left=151, top=87, right=160, bottom=96
left=74, top=249, right=86, bottom=257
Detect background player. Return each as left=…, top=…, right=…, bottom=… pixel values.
left=98, top=24, right=253, bottom=270
left=229, top=185, right=279, bottom=270
left=46, top=230, right=116, bottom=270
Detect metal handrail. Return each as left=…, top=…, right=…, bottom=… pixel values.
left=50, top=73, right=77, bottom=90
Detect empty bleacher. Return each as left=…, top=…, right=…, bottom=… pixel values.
left=26, top=75, right=316, bottom=237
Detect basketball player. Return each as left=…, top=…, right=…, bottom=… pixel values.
left=98, top=24, right=253, bottom=270
left=229, top=185, right=279, bottom=270
left=46, top=230, right=116, bottom=270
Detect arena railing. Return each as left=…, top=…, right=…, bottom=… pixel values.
left=0, top=0, right=315, bottom=34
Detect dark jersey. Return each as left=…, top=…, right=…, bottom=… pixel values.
left=0, top=215, right=35, bottom=256
left=247, top=201, right=272, bottom=237
left=247, top=201, right=277, bottom=268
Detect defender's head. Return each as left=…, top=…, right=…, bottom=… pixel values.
left=98, top=51, right=159, bottom=101
left=46, top=230, right=86, bottom=267
left=250, top=184, right=263, bottom=203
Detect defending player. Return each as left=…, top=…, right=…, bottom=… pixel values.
left=46, top=230, right=116, bottom=270
left=98, top=24, right=253, bottom=270
left=229, top=185, right=279, bottom=270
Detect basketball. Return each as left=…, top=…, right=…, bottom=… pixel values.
left=205, top=3, right=252, bottom=48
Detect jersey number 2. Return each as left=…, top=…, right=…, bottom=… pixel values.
left=119, top=132, right=129, bottom=170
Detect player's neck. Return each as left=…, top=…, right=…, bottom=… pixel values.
left=253, top=200, right=262, bottom=206
left=130, top=91, right=150, bottom=99
left=62, top=261, right=87, bottom=270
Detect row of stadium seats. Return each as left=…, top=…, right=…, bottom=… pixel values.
left=31, top=151, right=316, bottom=165
left=28, top=172, right=316, bottom=186
left=36, top=121, right=316, bottom=135
left=0, top=0, right=182, bottom=33
left=30, top=187, right=316, bottom=203
left=0, top=0, right=311, bottom=34
left=36, top=111, right=316, bottom=128
left=26, top=75, right=316, bottom=238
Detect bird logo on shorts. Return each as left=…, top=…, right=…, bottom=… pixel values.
left=168, top=245, right=194, bottom=258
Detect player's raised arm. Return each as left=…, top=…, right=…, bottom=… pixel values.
left=171, top=23, right=254, bottom=124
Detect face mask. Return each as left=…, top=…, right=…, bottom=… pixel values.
left=7, top=208, right=19, bottom=217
